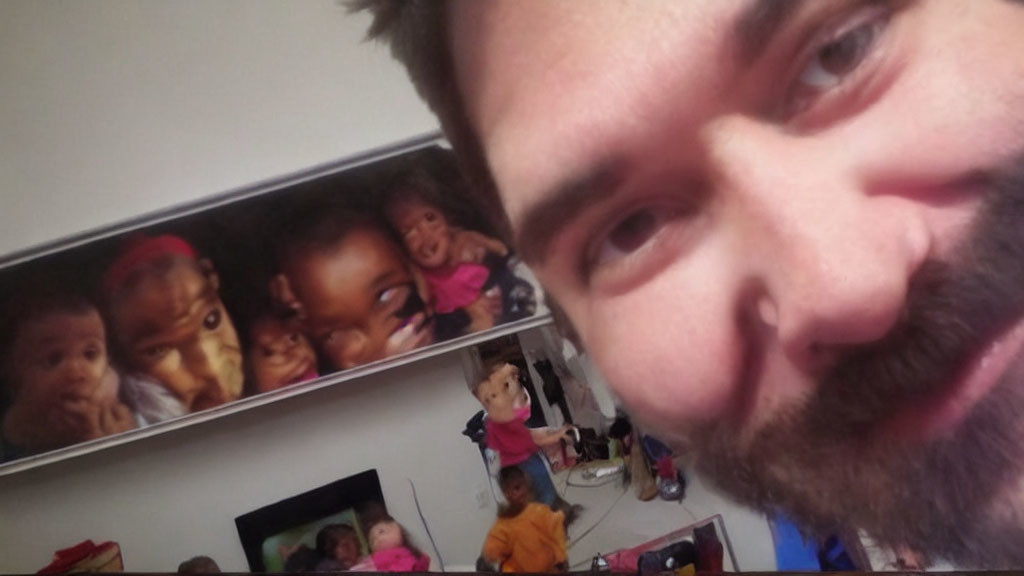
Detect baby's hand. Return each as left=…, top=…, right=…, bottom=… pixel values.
left=385, top=312, right=433, bottom=357
left=98, top=402, right=137, bottom=437
left=52, top=396, right=136, bottom=443
left=454, top=230, right=508, bottom=264
left=465, top=287, right=502, bottom=333
left=49, top=396, right=105, bottom=444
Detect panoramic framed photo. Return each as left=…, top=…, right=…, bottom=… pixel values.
left=0, top=134, right=550, bottom=474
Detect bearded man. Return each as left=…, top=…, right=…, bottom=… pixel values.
left=356, top=0, right=1024, bottom=567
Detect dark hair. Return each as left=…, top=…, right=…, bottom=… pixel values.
left=316, top=523, right=358, bottom=557
left=350, top=1, right=510, bottom=241
left=380, top=150, right=488, bottom=234
left=498, top=465, right=529, bottom=492
left=177, top=555, right=221, bottom=574
left=276, top=206, right=384, bottom=267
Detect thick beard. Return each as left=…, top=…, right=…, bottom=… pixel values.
left=693, top=158, right=1024, bottom=568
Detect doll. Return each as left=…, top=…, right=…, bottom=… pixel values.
left=474, top=362, right=576, bottom=510
left=365, top=514, right=430, bottom=572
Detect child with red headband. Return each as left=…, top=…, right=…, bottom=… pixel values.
left=102, top=234, right=244, bottom=421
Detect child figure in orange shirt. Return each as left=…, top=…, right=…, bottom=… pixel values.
left=482, top=466, right=567, bottom=573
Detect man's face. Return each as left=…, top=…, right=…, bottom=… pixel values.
left=109, top=257, right=244, bottom=412
left=283, top=226, right=434, bottom=371
left=387, top=196, right=453, bottom=269
left=449, top=0, right=1024, bottom=564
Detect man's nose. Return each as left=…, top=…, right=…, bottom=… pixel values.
left=704, top=115, right=931, bottom=370
left=182, top=342, right=220, bottom=381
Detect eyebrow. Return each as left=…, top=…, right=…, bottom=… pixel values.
left=514, top=164, right=621, bottom=266
left=734, top=0, right=810, bottom=66
left=514, top=1, right=816, bottom=266
left=130, top=282, right=219, bottom=344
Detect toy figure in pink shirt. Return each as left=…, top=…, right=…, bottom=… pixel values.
left=475, top=362, right=576, bottom=510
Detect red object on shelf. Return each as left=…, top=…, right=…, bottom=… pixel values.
left=37, top=540, right=123, bottom=574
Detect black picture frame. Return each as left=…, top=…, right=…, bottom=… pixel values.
left=234, top=469, right=385, bottom=572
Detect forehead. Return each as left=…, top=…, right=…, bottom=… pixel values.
left=290, top=228, right=408, bottom=308
left=110, top=259, right=216, bottom=337
left=111, top=257, right=207, bottom=311
left=250, top=316, right=291, bottom=341
left=389, top=195, right=438, bottom=221
left=475, top=377, right=501, bottom=396
left=18, top=309, right=104, bottom=347
left=448, top=0, right=741, bottom=228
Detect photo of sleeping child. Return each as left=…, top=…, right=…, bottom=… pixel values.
left=0, top=142, right=542, bottom=465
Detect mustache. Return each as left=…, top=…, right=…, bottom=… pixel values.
left=806, top=160, right=1024, bottom=437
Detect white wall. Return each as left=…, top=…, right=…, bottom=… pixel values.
left=0, top=0, right=437, bottom=257
left=0, top=1, right=777, bottom=572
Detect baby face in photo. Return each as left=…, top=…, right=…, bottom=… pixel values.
left=278, top=224, right=434, bottom=370
left=3, top=306, right=131, bottom=449
left=247, top=314, right=318, bottom=393
left=386, top=195, right=454, bottom=270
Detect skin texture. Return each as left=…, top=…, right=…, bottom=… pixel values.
left=247, top=314, right=318, bottom=393
left=446, top=0, right=1024, bottom=566
left=276, top=225, right=434, bottom=371
left=107, top=256, right=244, bottom=413
left=368, top=520, right=404, bottom=553
left=2, top=309, right=135, bottom=451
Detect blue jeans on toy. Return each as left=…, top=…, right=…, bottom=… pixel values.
left=519, top=452, right=558, bottom=506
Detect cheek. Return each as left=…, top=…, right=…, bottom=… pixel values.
left=577, top=261, right=743, bottom=437
left=88, top=358, right=110, bottom=382
left=17, top=372, right=65, bottom=406
left=252, top=358, right=287, bottom=388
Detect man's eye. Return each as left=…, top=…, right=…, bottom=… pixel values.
left=83, top=345, right=102, bottom=361
left=425, top=211, right=437, bottom=222
left=588, top=208, right=665, bottom=270
left=288, top=332, right=300, bottom=344
left=785, top=7, right=889, bottom=119
left=202, top=309, right=222, bottom=330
